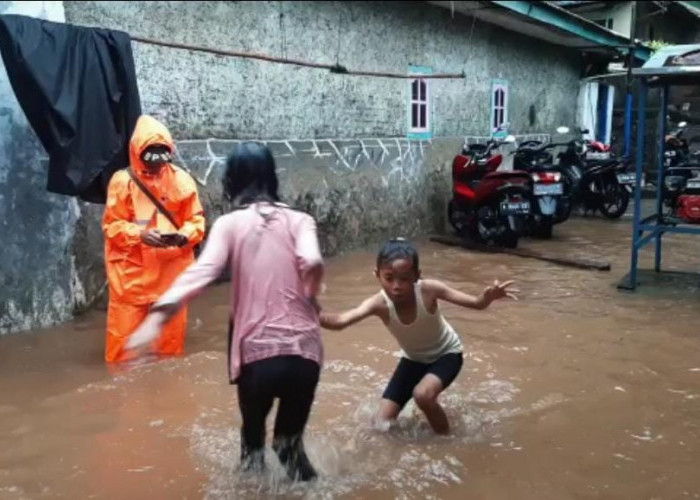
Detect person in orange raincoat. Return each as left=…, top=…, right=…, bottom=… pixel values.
left=102, top=115, right=206, bottom=362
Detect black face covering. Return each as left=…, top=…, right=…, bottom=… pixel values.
left=140, top=144, right=173, bottom=165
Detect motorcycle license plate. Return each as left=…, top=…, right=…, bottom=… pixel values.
left=533, top=183, right=563, bottom=196
left=616, top=173, right=637, bottom=184
left=586, top=151, right=610, bottom=160
left=687, top=179, right=700, bottom=189
left=500, top=201, right=530, bottom=215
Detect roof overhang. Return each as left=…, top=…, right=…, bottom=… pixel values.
left=634, top=44, right=700, bottom=86
left=673, top=2, right=700, bottom=21
left=428, top=1, right=650, bottom=61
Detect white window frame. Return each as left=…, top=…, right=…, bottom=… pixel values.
left=409, top=77, right=430, bottom=133
left=491, top=81, right=509, bottom=136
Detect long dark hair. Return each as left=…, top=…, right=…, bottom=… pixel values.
left=223, top=142, right=280, bottom=206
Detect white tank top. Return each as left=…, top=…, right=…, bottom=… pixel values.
left=380, top=281, right=463, bottom=363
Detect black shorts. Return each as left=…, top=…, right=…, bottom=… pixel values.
left=382, top=352, right=464, bottom=409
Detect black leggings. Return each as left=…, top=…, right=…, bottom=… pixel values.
left=236, top=355, right=320, bottom=481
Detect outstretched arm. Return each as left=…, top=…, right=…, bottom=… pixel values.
left=425, top=279, right=518, bottom=310
left=125, top=217, right=232, bottom=351
left=320, top=294, right=383, bottom=331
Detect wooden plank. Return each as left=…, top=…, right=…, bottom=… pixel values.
left=429, top=234, right=611, bottom=272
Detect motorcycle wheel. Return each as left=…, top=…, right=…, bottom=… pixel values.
left=447, top=200, right=467, bottom=235
left=531, top=216, right=554, bottom=239
left=554, top=196, right=573, bottom=224
left=554, top=177, right=574, bottom=224
left=475, top=204, right=519, bottom=248
left=599, top=181, right=630, bottom=219
left=500, top=230, right=519, bottom=249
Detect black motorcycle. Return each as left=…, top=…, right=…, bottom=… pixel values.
left=557, top=130, right=633, bottom=219
left=512, top=132, right=569, bottom=239
left=664, top=122, right=689, bottom=169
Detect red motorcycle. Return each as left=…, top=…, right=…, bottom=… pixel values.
left=662, top=121, right=700, bottom=224
left=585, top=139, right=612, bottom=159
left=448, top=136, right=532, bottom=248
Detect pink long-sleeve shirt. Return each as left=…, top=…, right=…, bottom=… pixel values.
left=154, top=203, right=324, bottom=382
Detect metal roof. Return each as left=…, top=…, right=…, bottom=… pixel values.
left=633, top=44, right=700, bottom=84
left=428, top=1, right=650, bottom=60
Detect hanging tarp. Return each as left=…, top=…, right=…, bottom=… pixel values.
left=0, top=14, right=141, bottom=203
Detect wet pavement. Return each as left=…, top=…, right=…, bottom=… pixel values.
left=1, top=211, right=700, bottom=499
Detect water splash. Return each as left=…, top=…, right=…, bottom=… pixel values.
left=186, top=355, right=534, bottom=498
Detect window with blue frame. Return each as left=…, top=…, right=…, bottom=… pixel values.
left=411, top=79, right=428, bottom=132
left=407, top=65, right=432, bottom=139
left=491, top=79, right=509, bottom=138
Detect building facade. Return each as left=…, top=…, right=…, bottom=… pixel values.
left=1, top=0, right=634, bottom=333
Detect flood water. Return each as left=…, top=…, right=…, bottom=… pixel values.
left=1, top=212, right=700, bottom=499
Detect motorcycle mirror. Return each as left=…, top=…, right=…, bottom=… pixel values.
left=679, top=121, right=688, bottom=128
left=556, top=126, right=570, bottom=135
left=503, top=135, right=516, bottom=144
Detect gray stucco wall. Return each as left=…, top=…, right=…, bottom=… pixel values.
left=64, top=1, right=580, bottom=139
left=62, top=0, right=579, bottom=249
left=1, top=0, right=581, bottom=334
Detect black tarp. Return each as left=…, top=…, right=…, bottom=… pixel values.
left=0, top=14, right=141, bottom=203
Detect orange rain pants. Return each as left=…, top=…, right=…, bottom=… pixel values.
left=102, top=115, right=205, bottom=362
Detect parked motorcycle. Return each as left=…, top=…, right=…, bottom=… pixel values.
left=557, top=128, right=634, bottom=219
left=511, top=127, right=569, bottom=239
left=662, top=121, right=700, bottom=224
left=448, top=135, right=532, bottom=248
left=664, top=121, right=689, bottom=169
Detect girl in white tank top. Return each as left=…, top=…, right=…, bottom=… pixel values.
left=320, top=238, right=517, bottom=435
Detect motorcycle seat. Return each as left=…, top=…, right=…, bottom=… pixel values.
left=586, top=159, right=619, bottom=170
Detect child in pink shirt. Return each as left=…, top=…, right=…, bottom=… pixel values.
left=127, top=142, right=324, bottom=482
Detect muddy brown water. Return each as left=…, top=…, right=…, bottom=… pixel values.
left=1, top=215, right=700, bottom=499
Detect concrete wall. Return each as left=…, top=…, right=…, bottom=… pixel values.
left=0, top=0, right=581, bottom=334
left=172, top=134, right=550, bottom=255
left=64, top=1, right=580, bottom=139
left=63, top=0, right=579, bottom=244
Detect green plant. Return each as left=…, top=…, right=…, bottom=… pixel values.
left=645, top=40, right=671, bottom=52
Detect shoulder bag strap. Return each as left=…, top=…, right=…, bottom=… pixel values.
left=126, top=167, right=181, bottom=230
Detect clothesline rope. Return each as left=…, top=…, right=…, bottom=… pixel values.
left=130, top=36, right=465, bottom=80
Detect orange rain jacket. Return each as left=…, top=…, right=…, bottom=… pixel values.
left=102, top=115, right=205, bottom=362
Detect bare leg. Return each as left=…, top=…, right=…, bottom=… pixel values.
left=376, top=399, right=402, bottom=430
left=412, top=374, right=449, bottom=435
